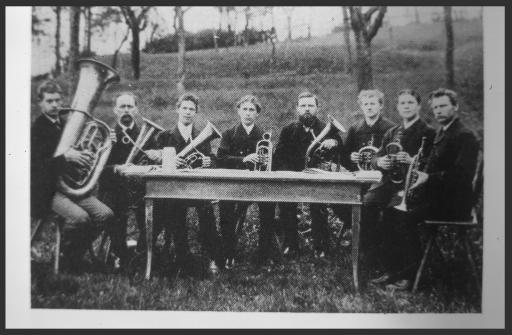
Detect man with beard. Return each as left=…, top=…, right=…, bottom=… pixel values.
left=99, top=92, right=160, bottom=269
left=31, top=80, right=114, bottom=273
left=273, top=91, right=342, bottom=258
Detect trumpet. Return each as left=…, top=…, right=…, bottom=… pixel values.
left=177, top=121, right=222, bottom=169
left=357, top=134, right=379, bottom=171
left=394, top=136, right=427, bottom=212
left=123, top=117, right=165, bottom=165
left=385, top=129, right=406, bottom=184
left=304, top=115, right=346, bottom=169
left=252, top=131, right=273, bottom=171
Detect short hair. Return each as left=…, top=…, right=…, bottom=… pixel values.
left=297, top=91, right=319, bottom=107
left=428, top=88, right=458, bottom=106
left=235, top=94, right=262, bottom=113
left=357, top=89, right=384, bottom=105
left=113, top=91, right=138, bottom=106
left=37, top=80, right=63, bottom=101
left=176, top=93, right=199, bottom=111
left=397, top=89, right=422, bottom=104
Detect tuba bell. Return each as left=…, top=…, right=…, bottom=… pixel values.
left=177, top=121, right=222, bottom=169
left=54, top=59, right=120, bottom=197
left=357, top=134, right=379, bottom=171
left=124, top=117, right=165, bottom=165
left=304, top=115, right=346, bottom=170
left=252, top=131, right=273, bottom=171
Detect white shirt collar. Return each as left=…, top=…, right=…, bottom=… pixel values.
left=242, top=123, right=254, bottom=135
left=403, top=115, right=420, bottom=129
left=442, top=117, right=457, bottom=131
left=118, top=120, right=135, bottom=132
left=43, top=112, right=60, bottom=126
left=178, top=122, right=193, bottom=141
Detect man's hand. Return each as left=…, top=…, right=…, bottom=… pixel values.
left=176, top=156, right=187, bottom=168
left=113, top=163, right=132, bottom=176
left=64, top=148, right=94, bottom=167
left=319, top=139, right=338, bottom=150
left=410, top=171, right=428, bottom=190
left=350, top=152, right=361, bottom=163
left=243, top=153, right=260, bottom=165
left=145, top=149, right=162, bottom=163
left=201, top=156, right=212, bottom=168
left=377, top=156, right=393, bottom=170
left=396, top=151, right=413, bottom=164
left=109, top=129, right=117, bottom=143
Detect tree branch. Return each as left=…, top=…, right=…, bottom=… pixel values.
left=363, top=6, right=379, bottom=22
left=366, top=6, right=387, bottom=41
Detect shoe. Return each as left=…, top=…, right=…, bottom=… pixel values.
left=208, top=260, right=219, bottom=275
left=225, top=258, right=235, bottom=270
left=369, top=273, right=391, bottom=285
left=385, top=279, right=411, bottom=291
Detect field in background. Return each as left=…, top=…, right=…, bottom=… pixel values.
left=31, top=19, right=483, bottom=312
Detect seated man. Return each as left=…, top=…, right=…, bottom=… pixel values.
left=31, top=80, right=114, bottom=273
left=217, top=95, right=277, bottom=268
left=147, top=93, right=221, bottom=275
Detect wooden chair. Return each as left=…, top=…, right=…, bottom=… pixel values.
left=31, top=215, right=63, bottom=275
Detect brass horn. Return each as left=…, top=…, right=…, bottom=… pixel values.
left=357, top=134, right=379, bottom=171
left=124, top=117, right=165, bottom=165
left=178, top=121, right=222, bottom=169
left=55, top=59, right=120, bottom=197
left=252, top=131, right=273, bottom=171
left=304, top=115, right=346, bottom=169
left=385, top=129, right=406, bottom=184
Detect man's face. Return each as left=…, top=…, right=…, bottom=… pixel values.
left=297, top=96, right=318, bottom=127
left=39, top=92, right=62, bottom=119
left=359, top=96, right=382, bottom=119
left=237, top=101, right=258, bottom=126
left=114, top=94, right=138, bottom=126
left=176, top=100, right=197, bottom=126
left=431, top=95, right=457, bottom=125
left=397, top=93, right=421, bottom=121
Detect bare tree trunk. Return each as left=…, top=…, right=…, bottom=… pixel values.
left=176, top=6, right=186, bottom=93
left=414, top=7, right=420, bottom=24
left=68, top=6, right=81, bottom=82
left=111, top=28, right=129, bottom=68
left=86, top=7, right=92, bottom=53
left=342, top=6, right=352, bottom=74
left=444, top=6, right=455, bottom=88
left=54, top=6, right=62, bottom=76
left=287, top=15, right=292, bottom=40
left=353, top=31, right=373, bottom=89
left=131, top=26, right=140, bottom=79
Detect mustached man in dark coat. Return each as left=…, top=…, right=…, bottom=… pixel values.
left=216, top=95, right=277, bottom=268
left=146, top=93, right=222, bottom=275
left=31, top=80, right=114, bottom=273
left=273, top=91, right=342, bottom=258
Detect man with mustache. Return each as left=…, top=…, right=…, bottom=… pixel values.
left=273, top=91, right=342, bottom=258
left=31, top=80, right=114, bottom=273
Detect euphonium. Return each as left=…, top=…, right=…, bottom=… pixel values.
left=177, top=121, right=222, bottom=169
left=304, top=115, right=346, bottom=169
left=394, top=136, right=427, bottom=212
left=386, top=129, right=405, bottom=184
left=55, top=59, right=120, bottom=197
left=357, top=134, right=379, bottom=171
left=253, top=131, right=273, bottom=171
left=124, top=117, right=165, bottom=165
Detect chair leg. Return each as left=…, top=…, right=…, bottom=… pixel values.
left=54, top=222, right=61, bottom=275
left=413, top=230, right=437, bottom=293
left=31, top=218, right=44, bottom=244
left=463, top=234, right=481, bottom=296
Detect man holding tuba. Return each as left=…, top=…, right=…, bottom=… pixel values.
left=273, top=91, right=342, bottom=258
left=146, top=93, right=222, bottom=275
left=31, top=80, right=114, bottom=273
left=216, top=95, right=277, bottom=268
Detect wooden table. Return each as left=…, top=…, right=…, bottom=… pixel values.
left=130, top=167, right=381, bottom=292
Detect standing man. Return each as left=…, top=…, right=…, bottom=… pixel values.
left=273, top=91, right=342, bottom=258
left=31, top=80, right=114, bottom=273
left=217, top=95, right=277, bottom=268
left=147, top=93, right=221, bottom=274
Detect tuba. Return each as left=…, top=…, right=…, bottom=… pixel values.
left=304, top=115, right=346, bottom=170
left=394, top=136, right=427, bottom=212
left=252, top=131, right=273, bottom=171
left=357, top=134, right=379, bottom=171
left=385, top=129, right=406, bottom=184
left=177, top=121, right=222, bottom=169
left=124, top=117, right=165, bottom=165
left=54, top=59, right=120, bottom=197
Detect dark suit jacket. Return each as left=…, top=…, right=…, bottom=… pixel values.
left=273, top=118, right=342, bottom=171
left=425, top=118, right=479, bottom=220
left=340, top=115, right=395, bottom=171
left=217, top=123, right=266, bottom=169
left=31, top=115, right=67, bottom=219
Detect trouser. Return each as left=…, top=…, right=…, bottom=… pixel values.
left=279, top=202, right=329, bottom=253
left=219, top=201, right=275, bottom=261
left=51, top=191, right=114, bottom=260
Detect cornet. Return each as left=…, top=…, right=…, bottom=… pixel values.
left=252, top=131, right=273, bottom=171
left=177, top=121, right=222, bottom=169
left=357, top=134, right=379, bottom=171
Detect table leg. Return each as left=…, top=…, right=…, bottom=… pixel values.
left=352, top=204, right=361, bottom=293
left=145, top=198, right=153, bottom=280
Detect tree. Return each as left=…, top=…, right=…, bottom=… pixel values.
left=120, top=6, right=152, bottom=80
left=349, top=6, right=387, bottom=90
left=68, top=6, right=81, bottom=82
left=175, top=6, right=190, bottom=93
left=444, top=6, right=455, bottom=88
left=90, top=7, right=125, bottom=67
left=282, top=7, right=294, bottom=41
left=81, top=7, right=93, bottom=54
left=53, top=6, right=62, bottom=76
left=32, top=7, right=50, bottom=43
left=342, top=6, right=352, bottom=74
left=243, top=7, right=252, bottom=47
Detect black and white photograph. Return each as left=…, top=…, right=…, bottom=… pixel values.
left=5, top=5, right=506, bottom=329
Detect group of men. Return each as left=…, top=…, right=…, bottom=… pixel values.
left=31, top=80, right=479, bottom=291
